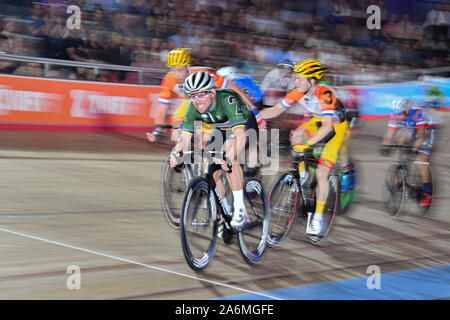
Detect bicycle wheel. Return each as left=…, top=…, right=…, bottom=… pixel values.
left=382, top=164, right=406, bottom=218
left=180, top=176, right=218, bottom=271
left=161, top=156, right=189, bottom=229
left=267, top=173, right=300, bottom=247
left=238, top=179, right=270, bottom=264
left=409, top=161, right=433, bottom=217
left=307, top=174, right=339, bottom=244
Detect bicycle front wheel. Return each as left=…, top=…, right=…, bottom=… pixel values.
left=161, top=156, right=191, bottom=229
left=267, top=173, right=300, bottom=247
left=238, top=179, right=270, bottom=265
left=180, top=176, right=218, bottom=271
left=382, top=164, right=406, bottom=218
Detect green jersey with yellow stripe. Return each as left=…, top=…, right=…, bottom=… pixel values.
left=181, top=89, right=251, bottom=135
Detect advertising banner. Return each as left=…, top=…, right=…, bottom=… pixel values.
left=0, top=74, right=182, bottom=131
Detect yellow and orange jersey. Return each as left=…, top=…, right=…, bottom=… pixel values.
left=280, top=84, right=345, bottom=122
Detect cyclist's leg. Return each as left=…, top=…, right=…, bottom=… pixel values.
left=309, top=120, right=348, bottom=235
left=247, top=101, right=262, bottom=169
left=205, top=128, right=228, bottom=200
left=224, top=116, right=258, bottom=228
left=222, top=136, right=247, bottom=228
left=417, top=129, right=434, bottom=206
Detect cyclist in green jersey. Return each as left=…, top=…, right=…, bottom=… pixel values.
left=169, top=71, right=259, bottom=230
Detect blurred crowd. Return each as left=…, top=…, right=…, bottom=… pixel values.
left=0, top=0, right=449, bottom=84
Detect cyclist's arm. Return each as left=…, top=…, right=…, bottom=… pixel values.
left=413, top=127, right=425, bottom=152
left=382, top=128, right=395, bottom=145
left=173, top=132, right=192, bottom=153
left=259, top=102, right=285, bottom=119
left=308, top=115, right=334, bottom=144
left=154, top=74, right=177, bottom=130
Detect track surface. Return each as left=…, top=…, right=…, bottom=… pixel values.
left=0, top=116, right=449, bottom=300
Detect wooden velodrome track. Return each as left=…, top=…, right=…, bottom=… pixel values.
left=0, top=116, right=449, bottom=300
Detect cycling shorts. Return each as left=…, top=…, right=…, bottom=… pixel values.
left=295, top=117, right=348, bottom=169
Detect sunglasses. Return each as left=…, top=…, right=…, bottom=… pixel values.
left=189, top=91, right=211, bottom=100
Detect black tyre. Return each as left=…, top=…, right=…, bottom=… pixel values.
left=267, top=173, right=300, bottom=247
left=237, top=179, right=270, bottom=264
left=180, top=177, right=218, bottom=271
left=382, top=164, right=406, bottom=218
left=161, top=154, right=196, bottom=229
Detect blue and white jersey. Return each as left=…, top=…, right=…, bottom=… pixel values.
left=388, top=107, right=429, bottom=131
left=223, top=75, right=263, bottom=104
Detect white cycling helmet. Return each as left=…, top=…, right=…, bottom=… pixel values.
left=216, top=66, right=239, bottom=80
left=184, top=71, right=215, bottom=95
left=392, top=98, right=411, bottom=114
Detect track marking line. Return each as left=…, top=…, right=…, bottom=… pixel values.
left=0, top=226, right=282, bottom=300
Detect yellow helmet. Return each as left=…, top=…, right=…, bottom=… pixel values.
left=293, top=59, right=327, bottom=79
left=166, top=48, right=191, bottom=68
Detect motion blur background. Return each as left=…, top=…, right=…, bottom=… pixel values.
left=0, top=0, right=449, bottom=84
left=0, top=0, right=449, bottom=300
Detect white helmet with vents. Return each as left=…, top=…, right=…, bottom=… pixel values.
left=392, top=98, right=411, bottom=114
left=216, top=66, right=239, bottom=80
left=184, top=71, right=215, bottom=95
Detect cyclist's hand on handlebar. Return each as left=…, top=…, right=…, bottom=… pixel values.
left=146, top=126, right=166, bottom=143
left=169, top=152, right=183, bottom=168
left=147, top=131, right=157, bottom=143
left=220, top=159, right=233, bottom=173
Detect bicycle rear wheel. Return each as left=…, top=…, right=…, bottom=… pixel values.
left=238, top=179, right=270, bottom=264
left=307, top=174, right=339, bottom=244
left=180, top=176, right=218, bottom=271
left=267, top=173, right=300, bottom=247
left=382, top=164, right=406, bottom=218
left=339, top=159, right=359, bottom=215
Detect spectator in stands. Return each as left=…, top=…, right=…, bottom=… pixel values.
left=24, top=2, right=46, bottom=37
left=383, top=13, right=403, bottom=39
left=13, top=62, right=44, bottom=77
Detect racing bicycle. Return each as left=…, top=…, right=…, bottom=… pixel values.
left=382, top=144, right=433, bottom=218
left=180, top=151, right=270, bottom=271
left=267, top=143, right=340, bottom=247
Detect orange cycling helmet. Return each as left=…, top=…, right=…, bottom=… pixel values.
left=294, top=59, right=327, bottom=80
left=167, top=48, right=191, bottom=68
